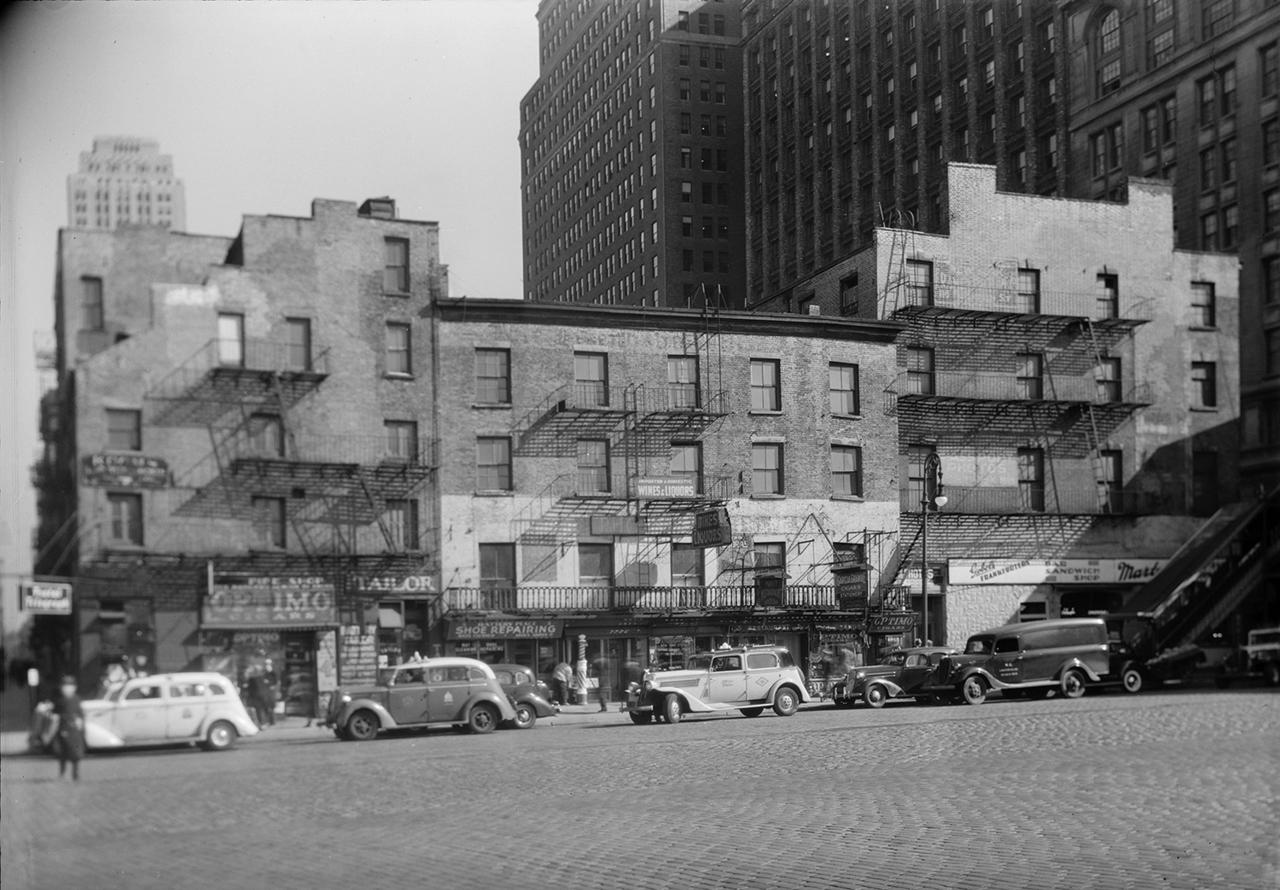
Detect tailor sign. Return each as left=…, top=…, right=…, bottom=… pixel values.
left=22, top=580, right=73, bottom=615
left=351, top=575, right=437, bottom=596
left=203, top=575, right=337, bottom=628
left=81, top=453, right=170, bottom=489
left=948, top=558, right=1166, bottom=586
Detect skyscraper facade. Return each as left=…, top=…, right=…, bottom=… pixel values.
left=66, top=136, right=187, bottom=230
left=520, top=0, right=745, bottom=308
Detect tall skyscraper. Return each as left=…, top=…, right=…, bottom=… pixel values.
left=520, top=0, right=745, bottom=308
left=66, top=136, right=187, bottom=230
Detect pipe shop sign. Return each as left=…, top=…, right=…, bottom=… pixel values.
left=202, top=574, right=337, bottom=628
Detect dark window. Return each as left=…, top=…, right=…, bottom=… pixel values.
left=81, top=277, right=104, bottom=331
left=1097, top=357, right=1122, bottom=402
left=1018, top=447, right=1045, bottom=512
left=1191, top=361, right=1217, bottom=408
left=479, top=543, right=516, bottom=590
left=578, top=543, right=614, bottom=587
left=1016, top=353, right=1043, bottom=400
left=250, top=413, right=285, bottom=457
left=1263, top=44, right=1279, bottom=97
left=251, top=496, right=286, bottom=549
left=1192, top=451, right=1220, bottom=515
left=1097, top=273, right=1119, bottom=319
left=105, top=409, right=141, bottom=451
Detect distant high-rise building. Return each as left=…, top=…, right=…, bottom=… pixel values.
left=66, top=136, right=187, bottom=230
left=520, top=0, right=745, bottom=308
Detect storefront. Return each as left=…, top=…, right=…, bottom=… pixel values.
left=351, top=573, right=440, bottom=669
left=444, top=616, right=565, bottom=679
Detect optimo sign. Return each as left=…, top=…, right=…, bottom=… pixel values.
left=948, top=558, right=1166, bottom=586
left=203, top=575, right=337, bottom=628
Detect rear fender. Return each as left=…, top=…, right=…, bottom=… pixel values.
left=468, top=692, right=517, bottom=721
left=765, top=678, right=811, bottom=704
left=1058, top=659, right=1104, bottom=683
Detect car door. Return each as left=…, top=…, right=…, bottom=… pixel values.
left=425, top=666, right=471, bottom=723
left=898, top=653, right=935, bottom=693
left=386, top=667, right=431, bottom=724
left=990, top=636, right=1024, bottom=683
left=166, top=681, right=209, bottom=740
left=705, top=654, right=748, bottom=703
left=114, top=680, right=168, bottom=742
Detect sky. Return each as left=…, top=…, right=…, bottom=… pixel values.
left=0, top=1, right=540, bottom=616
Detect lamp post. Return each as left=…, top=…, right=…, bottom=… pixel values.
left=920, top=452, right=947, bottom=645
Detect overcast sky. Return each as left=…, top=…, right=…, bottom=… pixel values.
left=0, top=1, right=540, bottom=584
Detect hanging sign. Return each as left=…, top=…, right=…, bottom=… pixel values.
left=22, top=580, right=73, bottom=615
left=866, top=612, right=918, bottom=634
left=692, top=508, right=732, bottom=547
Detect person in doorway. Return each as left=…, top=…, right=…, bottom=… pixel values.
left=245, top=670, right=273, bottom=728
left=551, top=661, right=572, bottom=706
left=49, top=676, right=85, bottom=781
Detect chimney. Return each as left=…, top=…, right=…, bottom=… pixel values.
left=358, top=197, right=397, bottom=219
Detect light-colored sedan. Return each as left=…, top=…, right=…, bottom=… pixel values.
left=81, top=672, right=260, bottom=751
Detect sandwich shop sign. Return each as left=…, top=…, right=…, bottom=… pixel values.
left=948, top=558, right=1165, bottom=586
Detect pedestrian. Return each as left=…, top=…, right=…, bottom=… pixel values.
left=246, top=671, right=272, bottom=728
left=49, top=675, right=85, bottom=781
left=552, top=661, right=571, bottom=706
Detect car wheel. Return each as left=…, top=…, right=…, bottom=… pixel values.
left=345, top=709, right=380, bottom=741
left=468, top=703, right=500, bottom=734
left=1265, top=663, right=1280, bottom=687
left=1060, top=668, right=1087, bottom=699
left=961, top=676, right=987, bottom=706
left=628, top=711, right=653, bottom=725
left=739, top=707, right=764, bottom=717
left=863, top=684, right=888, bottom=709
left=1121, top=666, right=1144, bottom=694
left=773, top=686, right=800, bottom=717
left=203, top=721, right=237, bottom=751
left=662, top=693, right=683, bottom=725
left=513, top=702, right=537, bottom=730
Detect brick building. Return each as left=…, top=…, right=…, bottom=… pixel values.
left=66, top=136, right=187, bottom=230
left=520, top=0, right=746, bottom=308
left=757, top=163, right=1244, bottom=644
left=429, top=299, right=903, bottom=695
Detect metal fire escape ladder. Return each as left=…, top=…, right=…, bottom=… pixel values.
left=1079, top=318, right=1111, bottom=513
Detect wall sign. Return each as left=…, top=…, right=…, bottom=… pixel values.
left=82, top=453, right=170, bottom=488
left=446, top=618, right=564, bottom=640
left=351, top=575, right=437, bottom=596
left=203, top=574, right=337, bottom=628
left=635, top=477, right=696, bottom=498
left=948, top=558, right=1166, bottom=586
left=866, top=612, right=918, bottom=634
left=22, top=580, right=73, bottom=615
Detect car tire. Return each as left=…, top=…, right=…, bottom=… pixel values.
left=628, top=711, right=653, bottom=725
left=345, top=709, right=380, bottom=741
left=1265, top=662, right=1280, bottom=687
left=662, top=693, right=683, bottom=725
left=863, top=684, right=888, bottom=709
left=203, top=720, right=237, bottom=751
left=513, top=702, right=537, bottom=730
left=1121, top=666, right=1144, bottom=694
left=739, top=707, right=764, bottom=717
left=1060, top=668, right=1087, bottom=699
left=773, top=686, right=800, bottom=717
left=961, top=675, right=988, bottom=706
left=468, top=703, right=500, bottom=734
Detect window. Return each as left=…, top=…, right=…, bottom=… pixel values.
left=1267, top=190, right=1280, bottom=233
left=1015, top=268, right=1040, bottom=313
left=475, top=348, right=511, bottom=404
left=670, top=442, right=703, bottom=493
left=1149, top=29, right=1174, bottom=68
left=106, top=409, right=141, bottom=451
left=81, top=277, right=104, bottom=331
left=1201, top=212, right=1219, bottom=251
left=1200, top=146, right=1217, bottom=191
left=479, top=543, right=516, bottom=590
left=573, top=351, right=609, bottom=407
left=284, top=317, right=312, bottom=372
left=576, top=439, right=611, bottom=493
left=839, top=273, right=859, bottom=315
left=1161, top=95, right=1177, bottom=143
left=1264, top=44, right=1279, bottom=97
left=385, top=323, right=412, bottom=375
left=384, top=420, right=419, bottom=462
left=476, top=437, right=512, bottom=491
left=384, top=499, right=419, bottom=551
left=905, top=259, right=934, bottom=306
left=1269, top=257, right=1280, bottom=305
left=1018, top=448, right=1045, bottom=512
left=754, top=541, right=785, bottom=573
left=217, top=312, right=245, bottom=367
left=249, top=413, right=285, bottom=457
left=1095, top=9, right=1122, bottom=96
left=750, top=359, right=781, bottom=411
left=1266, top=119, right=1280, bottom=166
left=251, top=496, right=286, bottom=548
left=1198, top=75, right=1217, bottom=126
left=578, top=543, right=614, bottom=588
left=831, top=445, right=863, bottom=497
left=1222, top=204, right=1239, bottom=250
left=679, top=78, right=691, bottom=100
left=384, top=237, right=409, bottom=293
left=752, top=443, right=783, bottom=495
left=667, top=355, right=699, bottom=409
left=1269, top=330, right=1280, bottom=377
left=1015, top=353, right=1043, bottom=400
left=1191, top=361, right=1217, bottom=408
left=1202, top=0, right=1233, bottom=38
left=1096, top=273, right=1119, bottom=319
left=1097, top=357, right=1122, bottom=402
left=671, top=544, right=705, bottom=588
left=677, top=10, right=688, bottom=30
left=1141, top=106, right=1160, bottom=153
left=1192, top=451, right=1220, bottom=516
left=681, top=181, right=692, bottom=202
left=906, top=347, right=935, bottom=395
left=1222, top=138, right=1238, bottom=183
left=1099, top=449, right=1124, bottom=513
left=829, top=363, right=860, bottom=416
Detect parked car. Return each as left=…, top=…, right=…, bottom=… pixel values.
left=925, top=618, right=1110, bottom=705
left=31, top=672, right=260, bottom=753
left=1100, top=612, right=1204, bottom=694
left=831, top=646, right=957, bottom=708
left=624, top=644, right=811, bottom=724
left=1214, top=626, right=1280, bottom=688
left=324, top=657, right=517, bottom=740
left=489, top=663, right=560, bottom=729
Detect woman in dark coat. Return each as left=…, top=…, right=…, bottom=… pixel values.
left=51, top=675, right=86, bottom=781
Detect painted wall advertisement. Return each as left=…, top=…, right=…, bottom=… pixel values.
left=947, top=558, right=1166, bottom=586
left=81, top=453, right=170, bottom=488
left=203, top=573, right=338, bottom=628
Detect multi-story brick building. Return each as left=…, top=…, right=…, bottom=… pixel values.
left=759, top=163, right=1247, bottom=644
left=520, top=0, right=746, bottom=308
left=66, top=136, right=187, bottom=230
left=35, top=197, right=449, bottom=707
left=430, top=299, right=903, bottom=695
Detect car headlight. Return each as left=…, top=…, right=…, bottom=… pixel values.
left=854, top=671, right=865, bottom=681
left=340, top=694, right=351, bottom=704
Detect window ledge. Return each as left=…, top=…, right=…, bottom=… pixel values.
left=385, top=373, right=415, bottom=380
left=473, top=490, right=514, bottom=497
left=750, top=493, right=786, bottom=500
left=472, top=402, right=513, bottom=410
left=831, top=413, right=864, bottom=421
left=1187, top=325, right=1218, bottom=333
left=749, top=409, right=784, bottom=416
left=830, top=495, right=866, bottom=502
left=1190, top=406, right=1219, bottom=413
left=383, top=291, right=412, bottom=298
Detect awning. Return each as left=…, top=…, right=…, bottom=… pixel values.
left=200, top=623, right=339, bottom=633
left=377, top=608, right=404, bottom=629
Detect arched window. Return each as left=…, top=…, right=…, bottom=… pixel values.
left=1095, top=8, right=1122, bottom=97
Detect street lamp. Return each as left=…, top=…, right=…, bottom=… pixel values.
left=920, top=452, right=947, bottom=645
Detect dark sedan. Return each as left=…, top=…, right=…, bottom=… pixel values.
left=831, top=647, right=957, bottom=708
left=490, top=664, right=560, bottom=729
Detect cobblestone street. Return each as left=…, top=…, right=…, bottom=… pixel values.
left=3, top=688, right=1277, bottom=890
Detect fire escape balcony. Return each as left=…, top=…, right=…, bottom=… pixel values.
left=900, top=483, right=1170, bottom=515
left=629, top=389, right=731, bottom=456
left=227, top=434, right=436, bottom=498
left=441, top=584, right=839, bottom=614
left=891, top=285, right=1151, bottom=330
left=513, top=384, right=635, bottom=456
left=147, top=338, right=331, bottom=426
